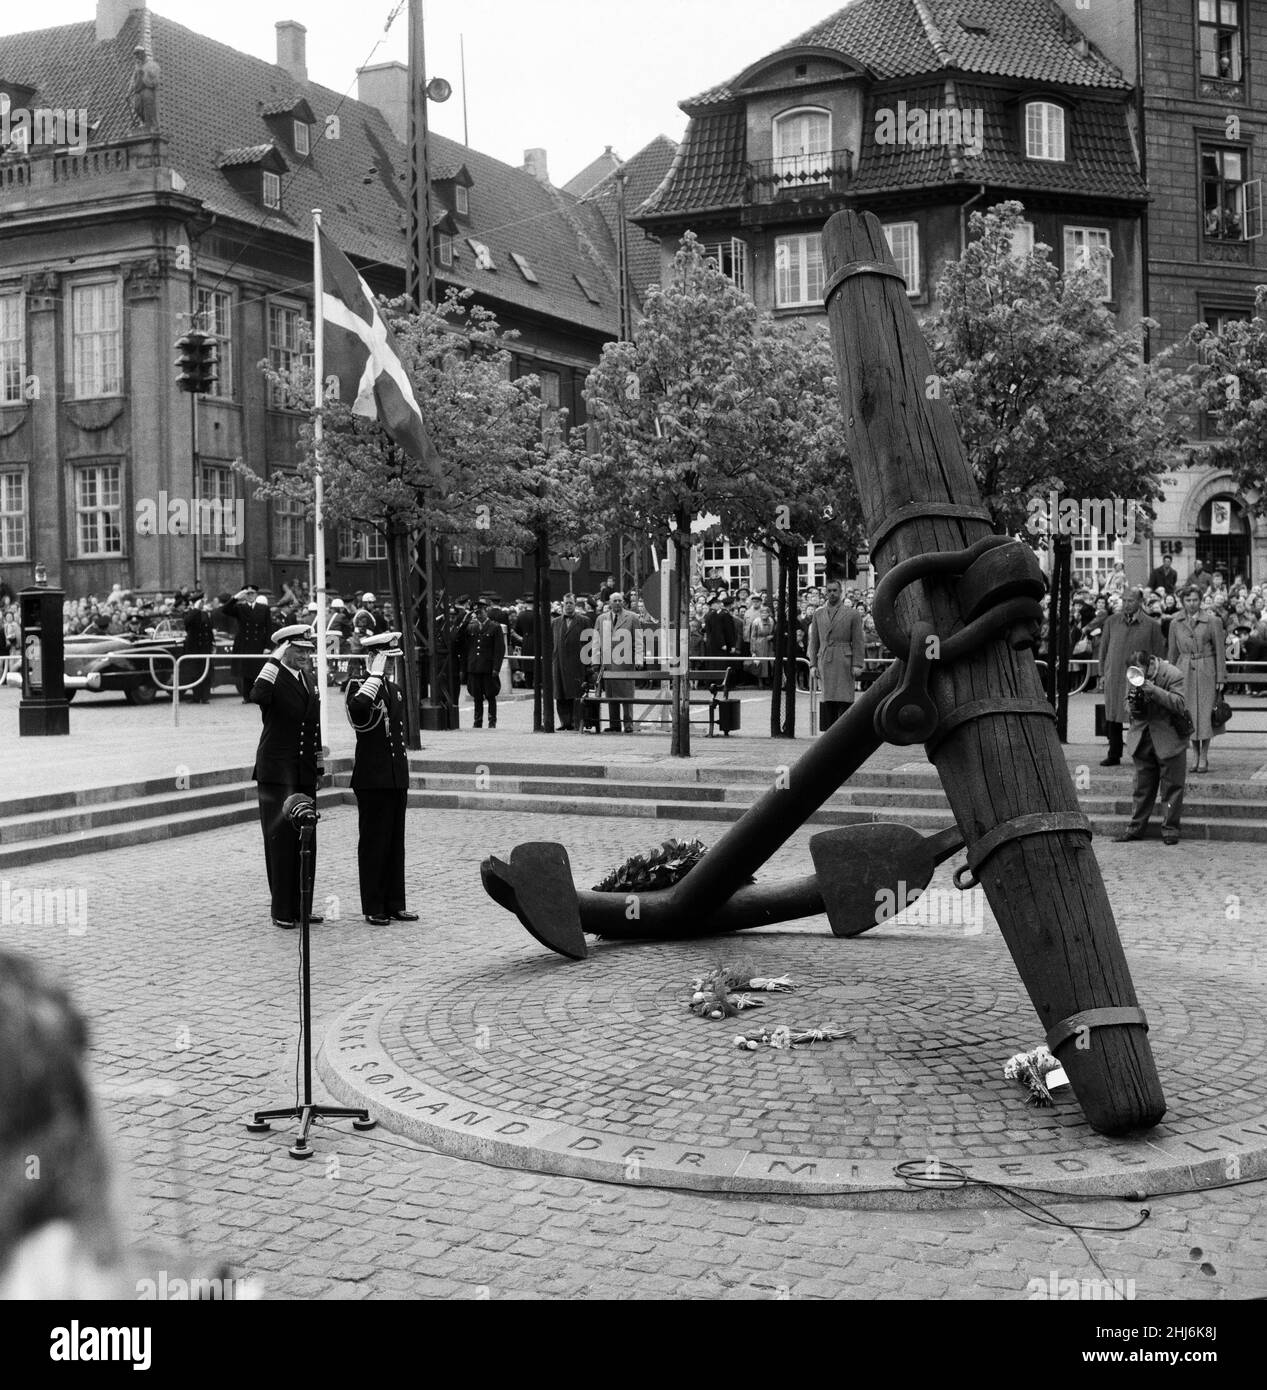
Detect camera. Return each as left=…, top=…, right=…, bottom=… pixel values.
left=1126, top=664, right=1151, bottom=720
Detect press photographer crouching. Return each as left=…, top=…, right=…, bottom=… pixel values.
left=1114, top=649, right=1192, bottom=846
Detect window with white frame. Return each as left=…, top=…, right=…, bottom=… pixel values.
left=274, top=494, right=307, bottom=559
left=798, top=545, right=826, bottom=593
left=76, top=463, right=123, bottom=556
left=701, top=238, right=749, bottom=294
left=455, top=184, right=469, bottom=216
left=773, top=108, right=831, bottom=184
left=293, top=119, right=310, bottom=156
left=267, top=303, right=309, bottom=408
left=0, top=292, right=24, bottom=404
left=199, top=464, right=238, bottom=554
left=438, top=233, right=454, bottom=268
left=1199, top=0, right=1243, bottom=82
left=196, top=287, right=233, bottom=400
left=337, top=526, right=387, bottom=561
left=774, top=233, right=824, bottom=308
left=1009, top=220, right=1035, bottom=262
left=1025, top=101, right=1066, bottom=161
left=0, top=469, right=27, bottom=560
left=262, top=171, right=281, bottom=209
left=699, top=540, right=750, bottom=590
left=70, top=282, right=122, bottom=398
left=1063, top=226, right=1112, bottom=300
left=882, top=222, right=921, bottom=295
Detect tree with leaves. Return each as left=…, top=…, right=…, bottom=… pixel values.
left=923, top=201, right=1193, bottom=542
left=1186, top=285, right=1267, bottom=510
left=244, top=287, right=586, bottom=740
left=583, top=233, right=772, bottom=756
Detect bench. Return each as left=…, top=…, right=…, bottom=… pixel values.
left=580, top=667, right=741, bottom=737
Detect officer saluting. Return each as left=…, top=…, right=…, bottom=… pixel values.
left=346, top=632, right=419, bottom=926
left=251, top=624, right=324, bottom=929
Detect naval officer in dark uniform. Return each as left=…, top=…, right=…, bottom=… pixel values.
left=221, top=586, right=275, bottom=700
left=250, top=624, right=324, bottom=929
left=346, top=632, right=419, bottom=926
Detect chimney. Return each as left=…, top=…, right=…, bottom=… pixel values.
left=275, top=20, right=308, bottom=81
left=357, top=62, right=408, bottom=144
left=97, top=0, right=144, bottom=45
left=523, top=148, right=550, bottom=185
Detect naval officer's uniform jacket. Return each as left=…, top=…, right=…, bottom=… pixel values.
left=250, top=659, right=321, bottom=924
left=347, top=671, right=410, bottom=917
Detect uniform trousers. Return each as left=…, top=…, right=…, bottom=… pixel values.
left=468, top=673, right=498, bottom=726
left=356, top=788, right=408, bottom=917
left=256, top=781, right=317, bottom=922
left=819, top=700, right=850, bottom=732
left=1127, top=729, right=1186, bottom=836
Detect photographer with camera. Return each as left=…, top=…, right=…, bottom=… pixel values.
left=1114, top=648, right=1191, bottom=846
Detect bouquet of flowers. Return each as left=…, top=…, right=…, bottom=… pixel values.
left=733, top=1025, right=854, bottom=1050
left=1003, top=1044, right=1061, bottom=1106
left=593, top=839, right=756, bottom=895
left=688, top=960, right=795, bottom=1020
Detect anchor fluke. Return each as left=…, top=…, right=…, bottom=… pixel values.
left=480, top=843, right=588, bottom=960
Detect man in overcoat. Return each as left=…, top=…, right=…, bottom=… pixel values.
left=1097, top=588, right=1164, bottom=765
left=807, top=580, right=866, bottom=732
left=552, top=593, right=588, bottom=730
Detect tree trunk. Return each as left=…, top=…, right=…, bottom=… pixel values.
left=535, top=524, right=555, bottom=732
left=670, top=523, right=691, bottom=757
left=822, top=210, right=1163, bottom=1136
left=389, top=523, right=422, bottom=749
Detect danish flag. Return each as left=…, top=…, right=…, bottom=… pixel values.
left=318, top=227, right=438, bottom=469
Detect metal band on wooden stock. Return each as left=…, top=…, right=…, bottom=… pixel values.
left=953, top=811, right=1093, bottom=890
left=1046, top=1007, right=1150, bottom=1056
left=822, top=259, right=908, bottom=307
left=924, top=697, right=1057, bottom=759
left=869, top=502, right=994, bottom=559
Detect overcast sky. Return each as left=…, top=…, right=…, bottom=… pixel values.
left=12, top=1, right=840, bottom=183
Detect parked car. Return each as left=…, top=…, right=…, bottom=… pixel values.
left=62, top=618, right=235, bottom=704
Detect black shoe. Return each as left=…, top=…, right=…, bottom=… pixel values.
left=273, top=917, right=297, bottom=929
left=1162, top=831, right=1179, bottom=846
left=306, top=914, right=324, bottom=924
left=365, top=914, right=391, bottom=926
left=390, top=910, right=419, bottom=921
left=1100, top=758, right=1121, bottom=767
left=1112, top=832, right=1144, bottom=843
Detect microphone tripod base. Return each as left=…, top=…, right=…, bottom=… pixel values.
left=246, top=1103, right=378, bottom=1160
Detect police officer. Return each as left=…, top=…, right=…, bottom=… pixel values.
left=250, top=624, right=324, bottom=928
left=464, top=600, right=505, bottom=729
left=346, top=632, right=419, bottom=926
left=221, top=585, right=274, bottom=700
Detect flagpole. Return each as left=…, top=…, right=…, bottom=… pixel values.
left=312, top=208, right=330, bottom=755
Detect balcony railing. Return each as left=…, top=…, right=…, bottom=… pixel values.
left=0, top=134, right=169, bottom=196
left=745, top=148, right=852, bottom=205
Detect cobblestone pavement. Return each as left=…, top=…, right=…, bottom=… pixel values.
left=3, top=803, right=1266, bottom=1300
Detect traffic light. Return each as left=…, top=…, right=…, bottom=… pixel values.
left=174, top=330, right=219, bottom=394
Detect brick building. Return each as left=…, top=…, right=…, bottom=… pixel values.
left=1057, top=0, right=1266, bottom=586
left=0, top=1, right=626, bottom=606
left=633, top=0, right=1265, bottom=588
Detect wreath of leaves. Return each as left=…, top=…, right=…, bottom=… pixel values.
left=592, top=837, right=709, bottom=893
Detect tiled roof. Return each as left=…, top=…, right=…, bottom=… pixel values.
left=563, top=147, right=622, bottom=200
left=849, top=82, right=1148, bottom=200
left=216, top=143, right=282, bottom=168
left=685, top=0, right=1127, bottom=108
left=634, top=111, right=747, bottom=220
left=0, top=12, right=618, bottom=338
left=259, top=94, right=301, bottom=118
left=579, top=136, right=679, bottom=300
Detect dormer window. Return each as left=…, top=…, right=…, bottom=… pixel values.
left=438, top=233, right=454, bottom=268
left=263, top=171, right=281, bottom=209
left=293, top=120, right=309, bottom=156
left=1025, top=101, right=1066, bottom=161
left=217, top=144, right=289, bottom=211
left=455, top=185, right=469, bottom=216
left=773, top=108, right=831, bottom=184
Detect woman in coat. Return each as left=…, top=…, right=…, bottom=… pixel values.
left=746, top=603, right=775, bottom=687
left=1167, top=585, right=1227, bottom=773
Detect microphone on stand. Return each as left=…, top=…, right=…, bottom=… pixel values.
left=282, top=792, right=319, bottom=827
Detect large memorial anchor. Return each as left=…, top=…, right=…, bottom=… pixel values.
left=481, top=211, right=1166, bottom=1138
